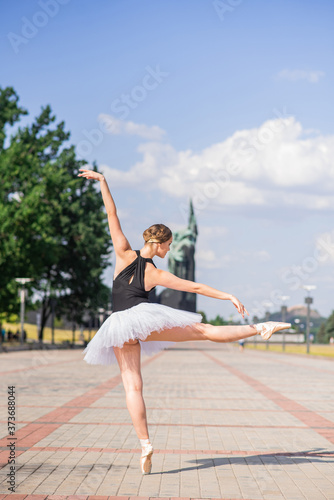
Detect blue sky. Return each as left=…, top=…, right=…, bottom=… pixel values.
left=2, top=0, right=334, bottom=321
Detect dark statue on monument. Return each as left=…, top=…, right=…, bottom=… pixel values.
left=150, top=200, right=198, bottom=312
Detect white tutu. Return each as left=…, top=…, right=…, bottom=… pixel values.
left=82, top=302, right=203, bottom=365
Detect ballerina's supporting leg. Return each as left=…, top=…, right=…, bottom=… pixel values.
left=113, top=340, right=154, bottom=474
left=113, top=341, right=150, bottom=440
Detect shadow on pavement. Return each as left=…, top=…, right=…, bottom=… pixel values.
left=153, top=448, right=334, bottom=475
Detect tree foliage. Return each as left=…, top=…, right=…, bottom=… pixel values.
left=317, top=310, right=334, bottom=344
left=197, top=310, right=208, bottom=324
left=209, top=314, right=228, bottom=326
left=325, top=310, right=334, bottom=338
left=316, top=323, right=327, bottom=344
left=0, top=87, right=112, bottom=338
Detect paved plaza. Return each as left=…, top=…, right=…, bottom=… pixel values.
left=0, top=340, right=333, bottom=500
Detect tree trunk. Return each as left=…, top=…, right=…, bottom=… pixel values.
left=39, top=297, right=51, bottom=342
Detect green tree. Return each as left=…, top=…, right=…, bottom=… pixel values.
left=0, top=87, right=28, bottom=319
left=209, top=314, right=227, bottom=326
left=197, top=310, right=208, bottom=323
left=316, top=311, right=334, bottom=344
left=324, top=310, right=334, bottom=343
left=316, top=323, right=327, bottom=344
left=0, top=86, right=112, bottom=339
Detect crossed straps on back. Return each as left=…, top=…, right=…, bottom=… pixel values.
left=112, top=250, right=157, bottom=313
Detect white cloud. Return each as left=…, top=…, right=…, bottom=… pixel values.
left=100, top=141, right=177, bottom=188
left=255, top=250, right=271, bottom=262
left=198, top=225, right=229, bottom=238
left=316, top=230, right=334, bottom=264
left=101, top=116, right=334, bottom=212
left=277, top=69, right=325, bottom=83
left=98, top=113, right=165, bottom=140
left=196, top=248, right=234, bottom=269
left=196, top=241, right=271, bottom=270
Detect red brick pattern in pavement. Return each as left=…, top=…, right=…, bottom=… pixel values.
left=0, top=357, right=81, bottom=377
left=1, top=344, right=334, bottom=498
left=239, top=347, right=334, bottom=375
left=202, top=350, right=334, bottom=445
left=0, top=352, right=162, bottom=451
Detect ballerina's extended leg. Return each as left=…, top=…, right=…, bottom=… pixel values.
left=142, top=321, right=291, bottom=343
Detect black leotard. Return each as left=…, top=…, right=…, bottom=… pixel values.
left=112, top=250, right=157, bottom=313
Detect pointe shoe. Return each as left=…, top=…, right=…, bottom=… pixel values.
left=255, top=321, right=291, bottom=341
left=140, top=443, right=153, bottom=475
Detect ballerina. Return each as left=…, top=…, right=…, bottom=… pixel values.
left=78, top=168, right=291, bottom=475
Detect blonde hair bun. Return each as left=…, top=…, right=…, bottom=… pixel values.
left=143, top=224, right=172, bottom=244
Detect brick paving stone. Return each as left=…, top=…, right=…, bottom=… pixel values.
left=24, top=496, right=48, bottom=500
left=45, top=496, right=68, bottom=500
left=159, top=453, right=182, bottom=497
left=94, top=453, right=128, bottom=496
left=13, top=451, right=55, bottom=494
left=150, top=497, right=172, bottom=500
left=197, top=454, right=222, bottom=498
left=179, top=453, right=200, bottom=498
left=108, top=497, right=129, bottom=500
left=1, top=495, right=28, bottom=499
left=66, top=496, right=89, bottom=500
left=108, top=497, right=129, bottom=499
left=86, top=496, right=110, bottom=500
left=127, top=497, right=148, bottom=500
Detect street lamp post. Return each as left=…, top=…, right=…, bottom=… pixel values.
left=253, top=316, right=259, bottom=347
left=88, top=315, right=92, bottom=342
left=279, top=295, right=290, bottom=351
left=51, top=297, right=57, bottom=345
left=302, top=285, right=316, bottom=354
left=15, top=278, right=33, bottom=345
left=263, top=302, right=273, bottom=350
left=294, top=318, right=302, bottom=344
left=82, top=310, right=91, bottom=346
left=305, top=297, right=313, bottom=354
left=98, top=308, right=105, bottom=327
left=72, top=322, right=76, bottom=347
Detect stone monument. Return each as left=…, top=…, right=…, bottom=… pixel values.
left=152, top=199, right=198, bottom=312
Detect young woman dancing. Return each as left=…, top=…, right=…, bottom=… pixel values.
left=78, top=168, right=291, bottom=475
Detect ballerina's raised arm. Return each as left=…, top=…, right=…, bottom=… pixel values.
left=78, top=168, right=132, bottom=258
